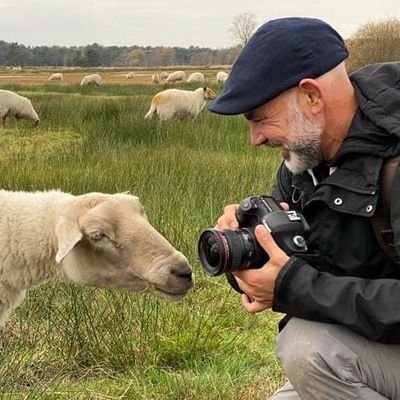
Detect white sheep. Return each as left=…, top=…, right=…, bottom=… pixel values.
left=144, top=87, right=217, bottom=120
left=165, top=70, right=186, bottom=83
left=48, top=73, right=63, bottom=81
left=0, top=90, right=40, bottom=128
left=80, top=74, right=102, bottom=86
left=187, top=72, right=205, bottom=83
left=0, top=190, right=194, bottom=327
left=216, top=71, right=229, bottom=84
left=126, top=71, right=135, bottom=79
left=159, top=71, right=169, bottom=80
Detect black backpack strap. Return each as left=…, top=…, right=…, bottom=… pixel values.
left=372, top=155, right=400, bottom=265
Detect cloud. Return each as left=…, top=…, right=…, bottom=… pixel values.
left=0, top=1, right=399, bottom=47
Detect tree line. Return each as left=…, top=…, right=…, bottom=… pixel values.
left=2, top=15, right=399, bottom=70
left=0, top=41, right=242, bottom=68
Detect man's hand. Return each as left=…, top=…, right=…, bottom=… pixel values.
left=214, top=202, right=289, bottom=230
left=233, top=224, right=290, bottom=313
left=215, top=204, right=239, bottom=229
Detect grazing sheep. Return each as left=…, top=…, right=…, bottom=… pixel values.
left=48, top=73, right=63, bottom=81
left=187, top=72, right=205, bottom=83
left=0, top=190, right=194, bottom=327
left=126, top=71, right=135, bottom=79
left=152, top=73, right=160, bottom=84
left=159, top=71, right=169, bottom=80
left=0, top=90, right=40, bottom=128
left=80, top=74, right=102, bottom=86
left=216, top=71, right=229, bottom=84
left=165, top=70, right=186, bottom=83
left=144, top=87, right=217, bottom=120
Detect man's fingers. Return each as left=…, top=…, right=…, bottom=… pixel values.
left=279, top=202, right=290, bottom=211
left=241, top=294, right=267, bottom=313
left=254, top=224, right=284, bottom=255
left=215, top=204, right=239, bottom=229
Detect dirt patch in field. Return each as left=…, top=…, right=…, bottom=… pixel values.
left=0, top=69, right=222, bottom=86
left=0, top=72, right=153, bottom=85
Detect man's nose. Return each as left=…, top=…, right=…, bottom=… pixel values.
left=249, top=126, right=265, bottom=146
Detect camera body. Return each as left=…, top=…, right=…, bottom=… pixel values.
left=198, top=195, right=309, bottom=276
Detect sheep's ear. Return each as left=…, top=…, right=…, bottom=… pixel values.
left=55, top=216, right=83, bottom=264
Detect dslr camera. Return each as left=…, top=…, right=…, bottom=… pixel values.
left=198, top=195, right=309, bottom=277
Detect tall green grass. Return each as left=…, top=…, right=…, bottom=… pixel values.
left=0, top=78, right=285, bottom=399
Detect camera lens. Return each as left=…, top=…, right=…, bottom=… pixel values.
left=198, top=228, right=268, bottom=276
left=198, top=230, right=228, bottom=275
left=204, top=234, right=223, bottom=268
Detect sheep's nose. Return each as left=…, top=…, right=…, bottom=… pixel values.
left=171, top=268, right=193, bottom=282
left=166, top=252, right=194, bottom=286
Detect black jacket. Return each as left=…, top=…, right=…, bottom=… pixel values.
left=272, top=62, right=400, bottom=343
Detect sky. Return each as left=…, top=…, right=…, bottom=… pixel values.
left=0, top=0, right=400, bottom=48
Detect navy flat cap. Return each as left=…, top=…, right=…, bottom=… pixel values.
left=208, top=17, right=349, bottom=115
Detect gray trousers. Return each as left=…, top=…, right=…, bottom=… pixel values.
left=270, top=318, right=400, bottom=400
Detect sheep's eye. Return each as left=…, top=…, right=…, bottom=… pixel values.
left=90, top=232, right=105, bottom=241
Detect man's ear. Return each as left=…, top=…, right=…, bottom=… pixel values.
left=55, top=216, right=83, bottom=264
left=298, top=78, right=323, bottom=114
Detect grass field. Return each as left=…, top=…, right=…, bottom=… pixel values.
left=0, top=68, right=285, bottom=399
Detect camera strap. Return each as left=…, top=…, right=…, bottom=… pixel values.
left=371, top=155, right=400, bottom=265
left=225, top=272, right=244, bottom=294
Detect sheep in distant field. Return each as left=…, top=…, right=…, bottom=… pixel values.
left=0, top=90, right=40, bottom=128
left=48, top=73, right=63, bottom=81
left=80, top=74, right=102, bottom=86
left=144, top=87, right=217, bottom=120
left=126, top=72, right=135, bottom=79
left=187, top=72, right=205, bottom=83
left=216, top=71, right=229, bottom=84
left=0, top=190, right=194, bottom=327
left=152, top=73, right=160, bottom=84
left=156, top=72, right=170, bottom=83
left=165, top=70, right=186, bottom=83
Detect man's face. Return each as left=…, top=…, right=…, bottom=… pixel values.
left=244, top=91, right=324, bottom=174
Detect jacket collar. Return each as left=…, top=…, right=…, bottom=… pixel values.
left=292, top=154, right=382, bottom=196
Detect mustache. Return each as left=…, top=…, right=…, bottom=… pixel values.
left=264, top=141, right=281, bottom=148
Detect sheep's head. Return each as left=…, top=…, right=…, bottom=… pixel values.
left=54, top=193, right=194, bottom=301
left=203, top=87, right=217, bottom=100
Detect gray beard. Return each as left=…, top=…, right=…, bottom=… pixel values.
left=284, top=98, right=323, bottom=174
left=286, top=138, right=321, bottom=174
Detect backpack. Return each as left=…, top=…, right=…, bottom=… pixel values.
left=372, top=155, right=400, bottom=265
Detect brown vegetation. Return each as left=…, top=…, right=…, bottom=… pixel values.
left=346, top=17, right=400, bottom=73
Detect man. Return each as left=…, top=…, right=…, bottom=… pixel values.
left=207, top=17, right=400, bottom=399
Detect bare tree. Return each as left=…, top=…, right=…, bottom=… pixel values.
left=128, top=48, right=146, bottom=67
left=230, top=12, right=258, bottom=48
left=346, top=17, right=400, bottom=73
left=159, top=47, right=176, bottom=66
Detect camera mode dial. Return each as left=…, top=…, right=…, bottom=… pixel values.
left=292, top=235, right=306, bottom=249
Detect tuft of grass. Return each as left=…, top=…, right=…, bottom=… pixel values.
left=0, top=128, right=81, bottom=161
